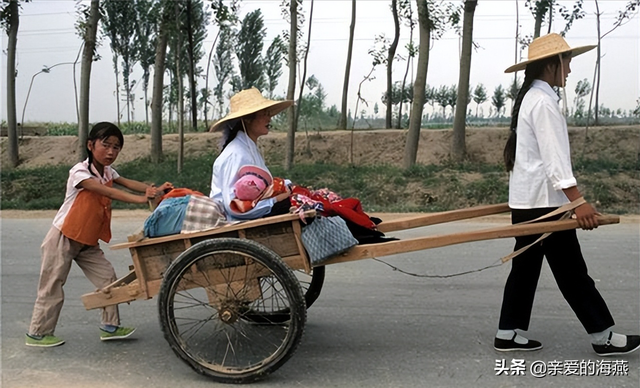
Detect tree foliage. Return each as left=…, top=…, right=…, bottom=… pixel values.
left=204, top=0, right=239, bottom=125
left=573, top=78, right=591, bottom=115
left=236, top=9, right=266, bottom=91
left=472, top=84, right=487, bottom=117
left=134, top=0, right=159, bottom=125
left=213, top=26, right=235, bottom=118
left=492, top=85, right=506, bottom=117
left=102, top=0, right=138, bottom=123
left=264, top=35, right=287, bottom=98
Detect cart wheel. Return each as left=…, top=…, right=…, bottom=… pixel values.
left=241, top=265, right=326, bottom=324
left=158, top=238, right=306, bottom=384
left=299, top=265, right=325, bottom=309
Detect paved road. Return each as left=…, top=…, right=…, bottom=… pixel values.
left=1, top=213, right=638, bottom=388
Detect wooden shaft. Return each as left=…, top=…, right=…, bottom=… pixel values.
left=321, top=215, right=619, bottom=266
left=376, top=203, right=511, bottom=233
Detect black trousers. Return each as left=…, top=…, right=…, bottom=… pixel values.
left=498, top=207, right=615, bottom=334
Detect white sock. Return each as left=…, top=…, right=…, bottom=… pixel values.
left=496, top=329, right=516, bottom=340
left=590, top=328, right=627, bottom=347
left=496, top=329, right=529, bottom=344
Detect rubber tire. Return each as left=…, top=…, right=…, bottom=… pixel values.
left=158, top=238, right=306, bottom=384
left=241, top=265, right=326, bottom=324
left=301, top=265, right=325, bottom=309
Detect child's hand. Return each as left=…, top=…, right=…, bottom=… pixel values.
left=158, top=182, right=174, bottom=193
left=145, top=186, right=159, bottom=199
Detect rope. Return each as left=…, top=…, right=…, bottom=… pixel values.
left=371, top=197, right=587, bottom=279
left=372, top=257, right=503, bottom=279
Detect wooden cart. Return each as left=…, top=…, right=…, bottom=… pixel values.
left=81, top=203, right=619, bottom=384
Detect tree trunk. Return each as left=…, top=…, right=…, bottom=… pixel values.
left=176, top=2, right=184, bottom=173
left=78, top=0, right=101, bottom=161
left=398, top=14, right=414, bottom=130
left=124, top=67, right=131, bottom=124
left=113, top=55, right=121, bottom=126
left=6, top=0, right=19, bottom=168
left=594, top=0, right=601, bottom=125
left=386, top=0, right=400, bottom=129
left=533, top=4, right=544, bottom=38
left=294, top=0, right=314, bottom=128
left=151, top=25, right=168, bottom=163
left=177, top=71, right=184, bottom=173
left=143, top=74, right=149, bottom=126
left=514, top=0, right=519, bottom=90
left=285, top=0, right=298, bottom=171
left=403, top=0, right=430, bottom=169
left=452, top=0, right=477, bottom=162
left=203, top=30, right=220, bottom=130
left=338, top=0, right=356, bottom=130
left=186, top=0, right=198, bottom=132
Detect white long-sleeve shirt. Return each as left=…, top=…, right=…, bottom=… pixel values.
left=509, top=79, right=576, bottom=209
left=209, top=130, right=277, bottom=220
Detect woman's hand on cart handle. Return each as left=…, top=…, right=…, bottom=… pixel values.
left=563, top=187, right=599, bottom=230
left=573, top=201, right=600, bottom=231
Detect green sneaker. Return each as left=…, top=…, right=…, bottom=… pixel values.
left=25, top=334, right=65, bottom=347
left=100, top=326, right=136, bottom=341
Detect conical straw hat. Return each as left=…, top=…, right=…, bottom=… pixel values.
left=505, top=33, right=596, bottom=73
left=209, top=87, right=293, bottom=132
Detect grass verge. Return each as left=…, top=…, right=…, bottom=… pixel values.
left=1, top=154, right=638, bottom=214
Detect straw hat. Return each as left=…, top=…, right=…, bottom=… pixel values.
left=209, top=87, right=293, bottom=132
left=505, top=33, right=596, bottom=73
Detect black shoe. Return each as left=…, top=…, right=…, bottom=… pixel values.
left=494, top=334, right=543, bottom=352
left=593, top=334, right=640, bottom=357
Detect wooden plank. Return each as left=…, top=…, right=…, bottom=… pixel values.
left=129, top=248, right=149, bottom=299
left=291, top=219, right=311, bottom=273
left=322, top=215, right=619, bottom=266
left=145, top=263, right=272, bottom=300
left=82, top=280, right=146, bottom=310
left=376, top=203, right=511, bottom=233
left=113, top=210, right=316, bottom=250
left=135, top=239, right=189, bottom=282
left=282, top=255, right=307, bottom=271
left=101, top=269, right=137, bottom=293
left=247, top=223, right=300, bottom=257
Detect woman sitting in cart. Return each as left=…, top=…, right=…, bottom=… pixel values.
left=495, top=33, right=639, bottom=356
left=208, top=88, right=293, bottom=221
left=209, top=88, right=388, bottom=245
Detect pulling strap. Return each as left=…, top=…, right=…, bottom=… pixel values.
left=501, top=197, right=586, bottom=263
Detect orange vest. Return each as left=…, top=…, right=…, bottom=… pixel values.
left=60, top=181, right=112, bottom=246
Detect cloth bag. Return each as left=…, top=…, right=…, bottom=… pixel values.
left=301, top=216, right=358, bottom=266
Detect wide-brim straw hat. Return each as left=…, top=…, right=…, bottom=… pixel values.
left=505, top=33, right=596, bottom=73
left=209, top=87, right=293, bottom=132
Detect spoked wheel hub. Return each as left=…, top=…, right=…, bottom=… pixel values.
left=218, top=303, right=240, bottom=324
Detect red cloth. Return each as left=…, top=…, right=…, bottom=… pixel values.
left=161, top=188, right=204, bottom=201
left=291, top=186, right=376, bottom=230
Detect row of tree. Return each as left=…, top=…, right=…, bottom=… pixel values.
left=3, top=0, right=639, bottom=170
left=385, top=77, right=610, bottom=121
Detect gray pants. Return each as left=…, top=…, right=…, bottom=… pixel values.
left=29, top=227, right=120, bottom=336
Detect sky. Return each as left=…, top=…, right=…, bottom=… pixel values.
left=1, top=0, right=639, bottom=124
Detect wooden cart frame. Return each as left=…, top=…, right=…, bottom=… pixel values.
left=82, top=203, right=618, bottom=384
